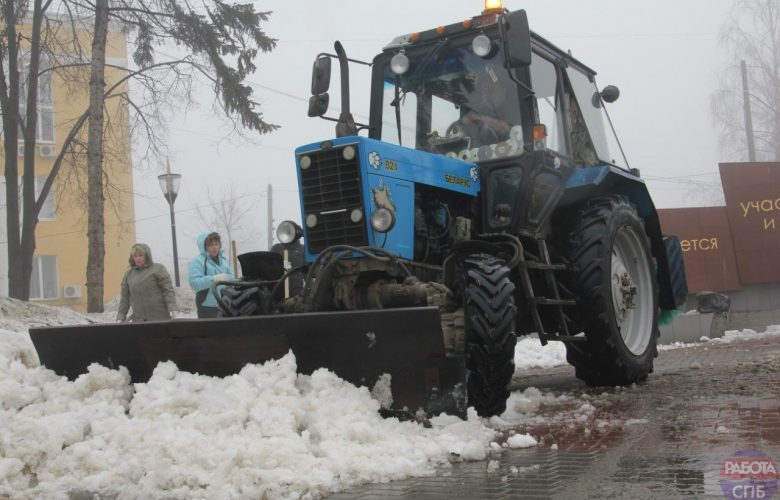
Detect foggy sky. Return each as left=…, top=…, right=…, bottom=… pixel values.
left=131, top=0, right=736, bottom=276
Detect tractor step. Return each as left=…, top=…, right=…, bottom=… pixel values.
left=539, top=334, right=586, bottom=343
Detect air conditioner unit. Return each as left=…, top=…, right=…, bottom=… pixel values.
left=63, top=284, right=82, bottom=299
left=38, top=144, right=57, bottom=158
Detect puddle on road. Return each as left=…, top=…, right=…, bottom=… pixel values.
left=491, top=386, right=643, bottom=452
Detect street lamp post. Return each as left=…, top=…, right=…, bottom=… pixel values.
left=158, top=160, right=182, bottom=287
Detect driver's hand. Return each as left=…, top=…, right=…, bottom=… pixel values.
left=462, top=110, right=481, bottom=124
left=491, top=119, right=510, bottom=137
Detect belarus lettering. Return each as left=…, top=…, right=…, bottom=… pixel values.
left=444, top=174, right=471, bottom=188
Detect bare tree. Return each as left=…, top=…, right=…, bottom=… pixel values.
left=85, top=0, right=109, bottom=312
left=0, top=0, right=278, bottom=308
left=195, top=182, right=258, bottom=254
left=712, top=0, right=780, bottom=161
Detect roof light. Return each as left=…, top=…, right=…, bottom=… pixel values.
left=390, top=51, right=410, bottom=75
left=463, top=19, right=473, bottom=29
left=436, top=26, right=446, bottom=35
left=484, top=0, right=503, bottom=12
left=410, top=32, right=420, bottom=43
left=472, top=34, right=493, bottom=58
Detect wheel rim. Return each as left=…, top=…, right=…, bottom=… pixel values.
left=610, top=225, right=654, bottom=355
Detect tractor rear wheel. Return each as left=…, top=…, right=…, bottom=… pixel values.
left=462, top=255, right=517, bottom=416
left=562, top=195, right=659, bottom=386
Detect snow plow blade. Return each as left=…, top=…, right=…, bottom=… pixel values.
left=29, top=307, right=465, bottom=416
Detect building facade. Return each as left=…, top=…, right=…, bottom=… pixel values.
left=0, top=20, right=136, bottom=311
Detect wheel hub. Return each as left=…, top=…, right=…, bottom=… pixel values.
left=611, top=260, right=637, bottom=326
left=610, top=225, right=654, bottom=356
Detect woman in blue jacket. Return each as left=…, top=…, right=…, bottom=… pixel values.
left=188, top=231, right=235, bottom=318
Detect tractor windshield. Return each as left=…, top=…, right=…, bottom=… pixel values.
left=378, top=40, right=524, bottom=162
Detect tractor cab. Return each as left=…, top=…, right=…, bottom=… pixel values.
left=310, top=2, right=628, bottom=171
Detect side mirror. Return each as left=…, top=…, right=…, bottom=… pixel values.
left=311, top=55, right=331, bottom=96
left=600, top=85, right=620, bottom=103
left=307, top=93, right=329, bottom=117
left=502, top=10, right=532, bottom=68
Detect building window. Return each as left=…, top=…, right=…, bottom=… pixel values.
left=20, top=61, right=55, bottom=143
left=30, top=255, right=58, bottom=300
left=16, top=176, right=55, bottom=220
left=1, top=58, right=56, bottom=143
left=35, top=176, right=55, bottom=220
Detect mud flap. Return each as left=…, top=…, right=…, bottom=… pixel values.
left=29, top=307, right=466, bottom=416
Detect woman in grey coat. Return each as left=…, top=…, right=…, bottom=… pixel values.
left=116, top=243, right=177, bottom=322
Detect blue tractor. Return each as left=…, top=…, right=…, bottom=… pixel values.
left=31, top=3, right=686, bottom=418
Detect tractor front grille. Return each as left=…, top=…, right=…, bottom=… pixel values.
left=299, top=144, right=368, bottom=253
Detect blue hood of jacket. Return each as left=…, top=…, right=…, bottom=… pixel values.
left=196, top=230, right=224, bottom=259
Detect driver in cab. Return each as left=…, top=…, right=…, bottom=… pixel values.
left=460, top=68, right=514, bottom=145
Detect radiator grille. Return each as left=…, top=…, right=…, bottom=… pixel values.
left=300, top=145, right=368, bottom=253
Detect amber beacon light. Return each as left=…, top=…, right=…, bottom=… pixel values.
left=484, top=0, right=503, bottom=12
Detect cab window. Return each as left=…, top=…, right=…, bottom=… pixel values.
left=529, top=53, right=565, bottom=155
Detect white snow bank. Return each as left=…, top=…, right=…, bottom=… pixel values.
left=659, top=324, right=780, bottom=351
left=1, top=341, right=497, bottom=498
left=514, top=334, right=568, bottom=370
left=0, top=297, right=500, bottom=498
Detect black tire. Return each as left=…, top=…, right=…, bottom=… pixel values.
left=462, top=255, right=517, bottom=416
left=218, top=286, right=262, bottom=317
left=561, top=195, right=659, bottom=386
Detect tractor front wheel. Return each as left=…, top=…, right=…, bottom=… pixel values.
left=462, top=255, right=517, bottom=416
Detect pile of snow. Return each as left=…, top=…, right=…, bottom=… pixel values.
left=659, top=325, right=780, bottom=351
left=0, top=296, right=93, bottom=333
left=0, top=297, right=98, bottom=369
left=0, top=298, right=503, bottom=498
left=514, top=334, right=568, bottom=370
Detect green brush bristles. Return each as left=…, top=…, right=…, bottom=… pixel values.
left=659, top=309, right=681, bottom=326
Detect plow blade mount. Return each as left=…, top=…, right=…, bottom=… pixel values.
left=29, top=307, right=466, bottom=416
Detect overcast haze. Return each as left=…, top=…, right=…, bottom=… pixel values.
left=130, top=0, right=736, bottom=279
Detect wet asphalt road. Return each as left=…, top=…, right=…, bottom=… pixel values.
left=332, top=337, right=780, bottom=499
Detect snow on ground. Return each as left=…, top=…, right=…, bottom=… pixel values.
left=0, top=297, right=497, bottom=499
left=518, top=325, right=780, bottom=363
left=513, top=334, right=568, bottom=370
left=658, top=324, right=780, bottom=351
left=2, top=296, right=779, bottom=498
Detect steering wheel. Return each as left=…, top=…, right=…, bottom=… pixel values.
left=445, top=118, right=470, bottom=139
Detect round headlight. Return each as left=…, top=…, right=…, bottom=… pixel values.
left=390, top=52, right=410, bottom=75
left=350, top=208, right=363, bottom=223
left=276, top=220, right=301, bottom=245
left=472, top=34, right=493, bottom=58
left=300, top=155, right=312, bottom=170
left=343, top=145, right=356, bottom=161
left=370, top=208, right=395, bottom=233
left=305, top=213, right=318, bottom=228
